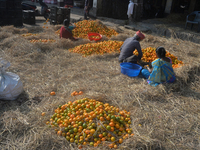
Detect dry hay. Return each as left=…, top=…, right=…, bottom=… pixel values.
left=0, top=23, right=200, bottom=150
left=95, top=19, right=109, bottom=30
left=165, top=13, right=187, bottom=23
left=154, top=13, right=187, bottom=24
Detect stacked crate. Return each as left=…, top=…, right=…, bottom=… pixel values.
left=50, top=6, right=70, bottom=25
left=22, top=10, right=35, bottom=25
left=50, top=6, right=58, bottom=25
left=57, top=7, right=70, bottom=24
left=0, top=0, right=23, bottom=27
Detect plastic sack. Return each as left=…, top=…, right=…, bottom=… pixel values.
left=0, top=59, right=23, bottom=100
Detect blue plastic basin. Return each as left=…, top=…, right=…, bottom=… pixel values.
left=120, top=62, right=142, bottom=77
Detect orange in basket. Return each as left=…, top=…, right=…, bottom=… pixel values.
left=88, top=32, right=102, bottom=41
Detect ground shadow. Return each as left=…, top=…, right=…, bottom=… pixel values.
left=0, top=90, right=43, bottom=115
left=135, top=142, right=166, bottom=150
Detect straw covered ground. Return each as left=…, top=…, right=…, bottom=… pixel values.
left=0, top=20, right=200, bottom=150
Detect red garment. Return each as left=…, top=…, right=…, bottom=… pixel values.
left=59, top=26, right=73, bottom=39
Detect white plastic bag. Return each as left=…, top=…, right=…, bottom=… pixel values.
left=0, top=58, right=23, bottom=100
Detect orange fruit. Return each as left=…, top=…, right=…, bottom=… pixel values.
left=90, top=129, right=95, bottom=134
left=100, top=117, right=104, bottom=121
left=106, top=116, right=110, bottom=120
left=57, top=131, right=62, bottom=136
left=74, top=92, right=79, bottom=96
left=111, top=136, right=116, bottom=142
left=85, top=130, right=90, bottom=135
left=109, top=143, right=114, bottom=148
left=97, top=140, right=101, bottom=144
left=109, top=122, right=115, bottom=127
left=99, top=134, right=103, bottom=138
left=110, top=127, right=115, bottom=132
left=107, top=133, right=112, bottom=137
left=79, top=91, right=83, bottom=95
left=50, top=91, right=56, bottom=96
left=94, top=143, right=98, bottom=147
left=119, top=138, right=123, bottom=144
left=114, top=145, right=118, bottom=149
left=78, top=145, right=82, bottom=149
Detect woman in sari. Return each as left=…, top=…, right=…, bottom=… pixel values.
left=141, top=47, right=176, bottom=86
left=60, top=19, right=78, bottom=41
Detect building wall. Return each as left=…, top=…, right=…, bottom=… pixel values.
left=188, top=0, right=196, bottom=13
left=166, top=0, right=198, bottom=14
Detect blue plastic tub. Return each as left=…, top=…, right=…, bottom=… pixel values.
left=120, top=62, right=142, bottom=77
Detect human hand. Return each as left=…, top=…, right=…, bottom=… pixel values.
left=144, top=65, right=149, bottom=69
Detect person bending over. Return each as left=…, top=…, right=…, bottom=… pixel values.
left=60, top=19, right=78, bottom=41
left=141, top=46, right=176, bottom=86
left=119, top=30, right=145, bottom=64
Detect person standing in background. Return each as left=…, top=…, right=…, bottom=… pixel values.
left=84, top=0, right=93, bottom=20
left=38, top=0, right=49, bottom=20
left=127, top=0, right=135, bottom=24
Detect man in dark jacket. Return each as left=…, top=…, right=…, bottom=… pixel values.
left=84, top=0, right=93, bottom=19
left=119, top=30, right=145, bottom=64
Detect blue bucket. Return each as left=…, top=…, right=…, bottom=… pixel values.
left=120, top=62, right=142, bottom=77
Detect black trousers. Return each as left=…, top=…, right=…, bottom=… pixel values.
left=84, top=7, right=91, bottom=19
left=119, top=55, right=138, bottom=64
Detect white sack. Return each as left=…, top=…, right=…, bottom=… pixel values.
left=0, top=59, right=23, bottom=100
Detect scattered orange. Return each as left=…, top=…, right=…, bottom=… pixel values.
left=50, top=91, right=56, bottom=96
left=71, top=91, right=84, bottom=96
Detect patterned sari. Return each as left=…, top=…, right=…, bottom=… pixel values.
left=147, top=58, right=176, bottom=86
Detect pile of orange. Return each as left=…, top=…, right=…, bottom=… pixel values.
left=29, top=39, right=56, bottom=43
left=69, top=40, right=123, bottom=57
left=21, top=33, right=38, bottom=37
left=55, top=20, right=118, bottom=39
left=133, top=47, right=183, bottom=68
left=46, top=98, right=133, bottom=149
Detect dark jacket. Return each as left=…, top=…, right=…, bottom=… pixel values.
left=39, top=0, right=48, bottom=7
left=119, top=37, right=143, bottom=62
left=85, top=0, right=93, bottom=7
